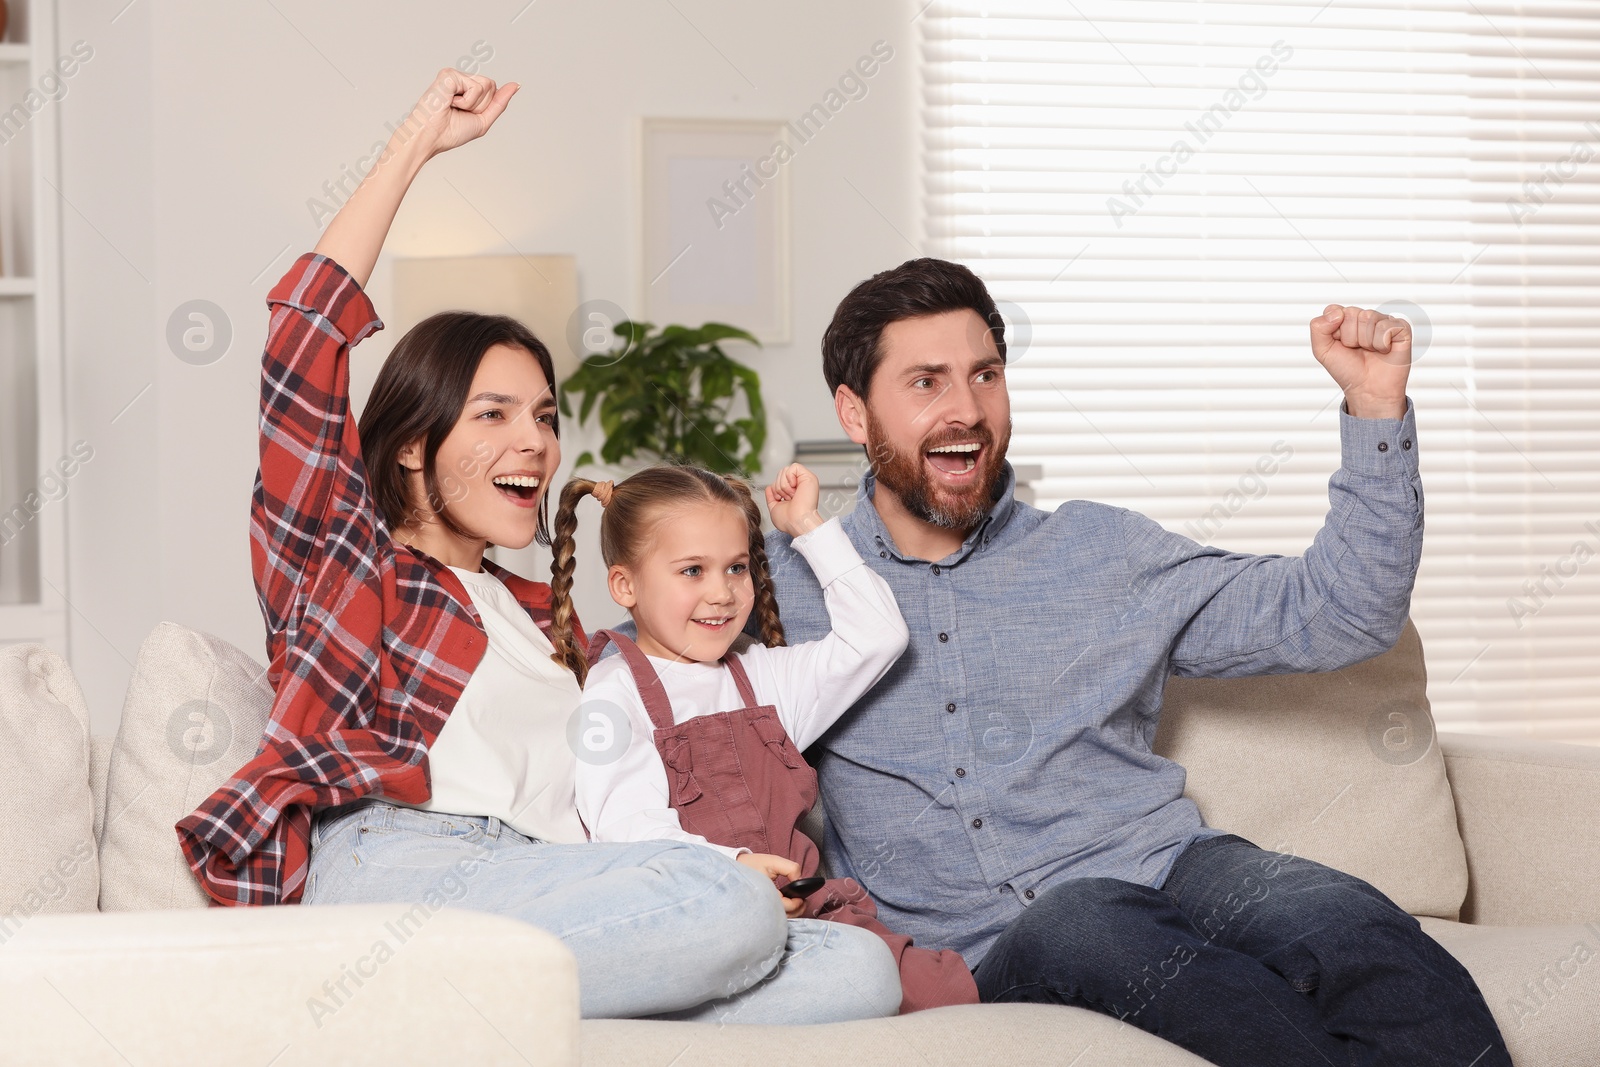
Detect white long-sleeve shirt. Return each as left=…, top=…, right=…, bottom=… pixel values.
left=573, top=518, right=910, bottom=862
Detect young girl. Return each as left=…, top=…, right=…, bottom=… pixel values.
left=554, top=463, right=980, bottom=1016
left=173, top=68, right=855, bottom=1023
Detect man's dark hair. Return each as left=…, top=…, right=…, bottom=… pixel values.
left=821, top=257, right=1006, bottom=399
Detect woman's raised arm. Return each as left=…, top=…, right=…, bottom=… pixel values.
left=251, top=70, right=519, bottom=666
left=313, top=68, right=519, bottom=287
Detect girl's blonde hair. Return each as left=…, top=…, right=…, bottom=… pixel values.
left=549, top=465, right=785, bottom=684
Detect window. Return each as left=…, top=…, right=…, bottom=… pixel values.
left=923, top=0, right=1600, bottom=742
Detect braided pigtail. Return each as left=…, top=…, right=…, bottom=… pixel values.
left=549, top=478, right=597, bottom=684
left=725, top=475, right=786, bottom=648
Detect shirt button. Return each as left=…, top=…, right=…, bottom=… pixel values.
left=972, top=818, right=983, bottom=829
left=955, top=767, right=966, bottom=777
left=1378, top=441, right=1389, bottom=453
left=931, top=564, right=941, bottom=575
left=1024, top=888, right=1036, bottom=901
left=938, top=632, right=949, bottom=643
left=879, top=550, right=888, bottom=558
left=947, top=702, right=957, bottom=713
left=1402, top=438, right=1412, bottom=451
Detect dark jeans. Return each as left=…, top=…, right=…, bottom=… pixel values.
left=973, top=834, right=1509, bottom=1067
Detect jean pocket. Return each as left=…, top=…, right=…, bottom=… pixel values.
left=375, top=804, right=484, bottom=840
left=353, top=826, right=491, bottom=871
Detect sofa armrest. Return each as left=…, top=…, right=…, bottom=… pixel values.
left=1440, top=731, right=1600, bottom=926
left=0, top=903, right=578, bottom=1065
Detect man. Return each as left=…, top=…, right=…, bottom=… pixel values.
left=761, top=258, right=1508, bottom=1064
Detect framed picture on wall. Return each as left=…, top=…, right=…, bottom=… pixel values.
left=639, top=118, right=792, bottom=344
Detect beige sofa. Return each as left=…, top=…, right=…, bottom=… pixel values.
left=2, top=620, right=1596, bottom=1066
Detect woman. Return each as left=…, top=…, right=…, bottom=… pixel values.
left=176, top=68, right=891, bottom=1023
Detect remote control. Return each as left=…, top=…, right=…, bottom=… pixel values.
left=780, top=876, right=826, bottom=899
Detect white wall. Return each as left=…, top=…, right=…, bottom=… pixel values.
left=57, top=0, right=920, bottom=732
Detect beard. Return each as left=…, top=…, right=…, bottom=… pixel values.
left=864, top=409, right=1011, bottom=531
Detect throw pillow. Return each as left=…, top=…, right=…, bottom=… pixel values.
left=97, top=623, right=273, bottom=910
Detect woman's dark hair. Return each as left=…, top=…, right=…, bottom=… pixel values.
left=821, top=257, right=1006, bottom=400
left=358, top=311, right=560, bottom=546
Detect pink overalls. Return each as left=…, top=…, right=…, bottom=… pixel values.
left=587, top=630, right=979, bottom=1014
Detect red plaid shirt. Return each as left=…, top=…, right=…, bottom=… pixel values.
left=176, top=253, right=584, bottom=906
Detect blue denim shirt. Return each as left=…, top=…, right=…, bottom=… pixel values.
left=760, top=399, right=1423, bottom=966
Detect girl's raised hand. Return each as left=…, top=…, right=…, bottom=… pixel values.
left=764, top=463, right=824, bottom=539
left=737, top=852, right=806, bottom=917
left=408, top=67, right=520, bottom=160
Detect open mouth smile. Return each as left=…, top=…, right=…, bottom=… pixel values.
left=924, top=441, right=982, bottom=479
left=491, top=473, right=543, bottom=508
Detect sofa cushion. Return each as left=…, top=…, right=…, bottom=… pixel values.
left=0, top=644, right=101, bottom=928
left=1420, top=917, right=1600, bottom=1067
left=1441, top=732, right=1600, bottom=927
left=583, top=1003, right=1211, bottom=1066
left=1154, top=619, right=1468, bottom=920
left=581, top=926, right=1599, bottom=1067
left=98, top=622, right=274, bottom=911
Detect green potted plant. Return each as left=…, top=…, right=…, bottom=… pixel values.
left=559, top=320, right=767, bottom=478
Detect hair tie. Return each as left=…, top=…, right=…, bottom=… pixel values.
left=592, top=480, right=616, bottom=508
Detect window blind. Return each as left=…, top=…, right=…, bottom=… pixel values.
left=922, top=0, right=1600, bottom=743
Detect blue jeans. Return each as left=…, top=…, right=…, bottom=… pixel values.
left=973, top=834, right=1510, bottom=1067
left=303, top=800, right=899, bottom=1022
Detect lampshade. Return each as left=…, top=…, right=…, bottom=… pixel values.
left=390, top=255, right=581, bottom=384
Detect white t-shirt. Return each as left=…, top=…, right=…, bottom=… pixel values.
left=395, top=564, right=588, bottom=844
left=574, top=518, right=911, bottom=862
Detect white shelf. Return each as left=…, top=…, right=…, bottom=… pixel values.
left=0, top=3, right=68, bottom=656
left=0, top=603, right=57, bottom=643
